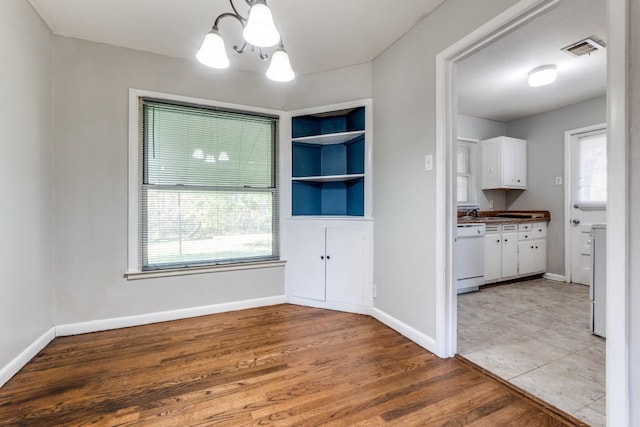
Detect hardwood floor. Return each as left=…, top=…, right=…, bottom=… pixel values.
left=0, top=304, right=579, bottom=426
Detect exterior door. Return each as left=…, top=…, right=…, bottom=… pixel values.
left=569, top=127, right=607, bottom=285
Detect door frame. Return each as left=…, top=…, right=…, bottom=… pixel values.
left=435, top=0, right=630, bottom=424
left=563, top=123, right=606, bottom=283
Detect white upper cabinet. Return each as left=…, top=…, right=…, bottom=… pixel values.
left=481, top=137, right=527, bottom=190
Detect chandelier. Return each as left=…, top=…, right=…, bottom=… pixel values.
left=196, top=0, right=295, bottom=82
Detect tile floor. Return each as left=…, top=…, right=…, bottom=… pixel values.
left=457, top=278, right=605, bottom=426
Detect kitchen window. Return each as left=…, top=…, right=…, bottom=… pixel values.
left=127, top=90, right=281, bottom=277
left=457, top=139, right=477, bottom=205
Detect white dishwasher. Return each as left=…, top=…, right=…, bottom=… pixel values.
left=456, top=223, right=486, bottom=294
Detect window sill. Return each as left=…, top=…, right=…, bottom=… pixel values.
left=125, top=259, right=286, bottom=281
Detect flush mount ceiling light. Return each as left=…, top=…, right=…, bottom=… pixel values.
left=196, top=0, right=295, bottom=82
left=527, top=65, right=557, bottom=87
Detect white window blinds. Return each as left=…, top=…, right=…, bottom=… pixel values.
left=141, top=100, right=278, bottom=270
left=577, top=132, right=607, bottom=206
left=457, top=141, right=474, bottom=204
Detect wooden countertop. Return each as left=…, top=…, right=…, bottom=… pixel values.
left=457, top=210, right=550, bottom=225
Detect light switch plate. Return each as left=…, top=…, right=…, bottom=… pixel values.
left=555, top=176, right=563, bottom=185
left=424, top=154, right=433, bottom=171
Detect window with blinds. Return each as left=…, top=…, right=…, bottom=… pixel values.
left=457, top=141, right=475, bottom=204
left=140, top=100, right=279, bottom=270
left=576, top=132, right=607, bottom=206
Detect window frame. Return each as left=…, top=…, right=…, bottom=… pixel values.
left=126, top=89, right=286, bottom=279
left=456, top=137, right=479, bottom=207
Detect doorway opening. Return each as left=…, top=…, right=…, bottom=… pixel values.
left=436, top=0, right=614, bottom=424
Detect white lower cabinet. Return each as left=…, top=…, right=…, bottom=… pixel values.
left=484, top=222, right=547, bottom=284
left=517, top=222, right=547, bottom=276
left=484, top=225, right=502, bottom=282
left=501, top=227, right=519, bottom=279
left=286, top=219, right=373, bottom=309
left=484, top=224, right=518, bottom=283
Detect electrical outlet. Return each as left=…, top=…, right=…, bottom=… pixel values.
left=555, top=176, right=563, bottom=185
left=489, top=200, right=494, bottom=209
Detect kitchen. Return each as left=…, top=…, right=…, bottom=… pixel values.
left=453, top=0, right=607, bottom=425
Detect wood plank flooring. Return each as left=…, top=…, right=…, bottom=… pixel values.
left=0, top=304, right=579, bottom=426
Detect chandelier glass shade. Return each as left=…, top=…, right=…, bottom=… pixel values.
left=197, top=0, right=295, bottom=82
left=196, top=29, right=229, bottom=69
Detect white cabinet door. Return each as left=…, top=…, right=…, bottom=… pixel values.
left=287, top=226, right=327, bottom=301
left=481, top=137, right=527, bottom=189
left=503, top=138, right=527, bottom=188
left=501, top=232, right=519, bottom=278
left=482, top=140, right=500, bottom=190
left=514, top=139, right=527, bottom=188
left=484, top=233, right=502, bottom=282
left=533, top=238, right=547, bottom=273
left=518, top=241, right=537, bottom=276
left=325, top=227, right=365, bottom=305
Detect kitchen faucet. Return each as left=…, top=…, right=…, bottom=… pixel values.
left=464, top=208, right=479, bottom=217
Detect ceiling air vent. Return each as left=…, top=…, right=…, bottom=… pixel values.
left=561, top=37, right=606, bottom=57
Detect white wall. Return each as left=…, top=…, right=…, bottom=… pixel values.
left=51, top=37, right=373, bottom=325
left=505, top=96, right=606, bottom=276
left=371, top=0, right=519, bottom=338
left=629, top=0, right=640, bottom=421
left=52, top=37, right=292, bottom=324
left=0, top=1, right=54, bottom=369
left=285, top=63, right=372, bottom=111
left=457, top=114, right=508, bottom=210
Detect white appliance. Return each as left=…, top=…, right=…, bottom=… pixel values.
left=456, top=223, right=486, bottom=294
left=590, top=224, right=606, bottom=337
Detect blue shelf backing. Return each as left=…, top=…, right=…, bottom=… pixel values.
left=292, top=182, right=321, bottom=215
left=346, top=178, right=364, bottom=216
left=292, top=143, right=321, bottom=177
left=346, top=136, right=364, bottom=175
left=292, top=106, right=365, bottom=138
left=291, top=178, right=364, bottom=216
left=291, top=105, right=366, bottom=216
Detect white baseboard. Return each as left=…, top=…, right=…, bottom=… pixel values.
left=285, top=296, right=371, bottom=315
left=0, top=327, right=55, bottom=388
left=369, top=307, right=438, bottom=355
left=55, top=295, right=287, bottom=336
left=543, top=273, right=566, bottom=282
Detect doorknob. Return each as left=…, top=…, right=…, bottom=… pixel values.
left=572, top=219, right=580, bottom=225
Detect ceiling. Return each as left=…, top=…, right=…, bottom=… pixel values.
left=28, top=0, right=445, bottom=77
left=28, top=0, right=606, bottom=121
left=456, top=0, right=607, bottom=122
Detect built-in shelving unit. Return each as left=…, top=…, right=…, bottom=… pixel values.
left=285, top=100, right=373, bottom=314
left=291, top=105, right=367, bottom=216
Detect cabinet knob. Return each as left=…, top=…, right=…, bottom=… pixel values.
left=525, top=235, right=528, bottom=238
left=538, top=229, right=542, bottom=232
left=496, top=239, right=500, bottom=243
left=320, top=256, right=324, bottom=260
left=517, top=179, right=521, bottom=183
left=326, top=255, right=331, bottom=260
left=504, top=238, right=508, bottom=242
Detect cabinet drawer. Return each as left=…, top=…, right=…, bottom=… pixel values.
left=518, top=223, right=532, bottom=232
left=502, top=224, right=518, bottom=233
left=532, top=222, right=547, bottom=238
left=485, top=224, right=501, bottom=234
left=519, top=231, right=536, bottom=241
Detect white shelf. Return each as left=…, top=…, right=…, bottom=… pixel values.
left=292, top=174, right=365, bottom=183
left=292, top=130, right=365, bottom=145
